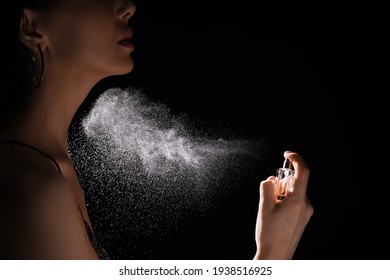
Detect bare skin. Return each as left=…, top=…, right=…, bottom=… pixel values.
left=0, top=0, right=136, bottom=259
left=254, top=151, right=314, bottom=259
left=0, top=0, right=313, bottom=260
left=0, top=144, right=99, bottom=259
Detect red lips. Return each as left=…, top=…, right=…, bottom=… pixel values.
left=118, top=29, right=134, bottom=49
left=119, top=29, right=133, bottom=41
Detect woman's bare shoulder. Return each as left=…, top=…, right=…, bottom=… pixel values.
left=0, top=144, right=99, bottom=260
left=0, top=141, right=62, bottom=178
left=0, top=142, right=66, bottom=195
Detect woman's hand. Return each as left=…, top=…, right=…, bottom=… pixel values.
left=254, top=151, right=314, bottom=259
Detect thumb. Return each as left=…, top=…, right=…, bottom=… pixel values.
left=259, top=176, right=276, bottom=212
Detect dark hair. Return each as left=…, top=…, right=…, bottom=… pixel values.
left=0, top=1, right=56, bottom=121
left=1, top=3, right=22, bottom=110
left=22, top=0, right=54, bottom=8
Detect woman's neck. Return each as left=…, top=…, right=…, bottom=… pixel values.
left=0, top=68, right=102, bottom=158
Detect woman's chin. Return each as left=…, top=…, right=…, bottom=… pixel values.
left=103, top=63, right=134, bottom=79
left=116, top=62, right=134, bottom=76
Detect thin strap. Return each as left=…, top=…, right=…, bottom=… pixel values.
left=78, top=205, right=94, bottom=236
left=0, top=141, right=94, bottom=237
left=0, top=140, right=63, bottom=174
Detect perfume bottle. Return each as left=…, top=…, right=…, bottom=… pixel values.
left=275, top=158, right=295, bottom=201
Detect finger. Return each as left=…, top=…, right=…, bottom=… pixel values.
left=259, top=178, right=276, bottom=212
left=284, top=151, right=310, bottom=196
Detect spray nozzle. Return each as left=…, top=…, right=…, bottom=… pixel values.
left=282, top=158, right=293, bottom=170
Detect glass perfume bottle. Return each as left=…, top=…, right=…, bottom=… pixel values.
left=275, top=158, right=295, bottom=201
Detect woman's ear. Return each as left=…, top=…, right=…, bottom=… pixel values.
left=19, top=8, right=44, bottom=52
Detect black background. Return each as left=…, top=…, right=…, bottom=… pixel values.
left=69, top=1, right=384, bottom=260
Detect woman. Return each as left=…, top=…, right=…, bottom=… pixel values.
left=0, top=0, right=313, bottom=260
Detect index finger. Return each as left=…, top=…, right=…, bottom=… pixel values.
left=284, top=151, right=310, bottom=196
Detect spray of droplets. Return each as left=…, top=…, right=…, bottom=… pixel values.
left=68, top=87, right=266, bottom=259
